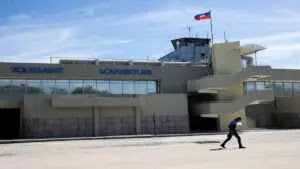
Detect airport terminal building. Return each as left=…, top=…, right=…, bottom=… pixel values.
left=1, top=38, right=300, bottom=139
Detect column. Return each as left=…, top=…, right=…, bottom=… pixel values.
left=93, top=107, right=100, bottom=136
left=135, top=107, right=141, bottom=134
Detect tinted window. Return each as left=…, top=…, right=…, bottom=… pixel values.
left=123, top=81, right=135, bottom=94
left=27, top=80, right=42, bottom=94
left=256, top=82, right=265, bottom=91
left=42, top=80, right=56, bottom=94
left=135, top=81, right=147, bottom=94
left=294, top=83, right=300, bottom=95
left=70, top=80, right=84, bottom=94
left=274, top=82, right=284, bottom=97
left=97, top=80, right=110, bottom=95
left=244, top=82, right=255, bottom=93
left=83, top=80, right=97, bottom=94
left=110, top=80, right=122, bottom=94
left=284, top=82, right=293, bottom=96
left=55, top=80, right=69, bottom=94
left=147, top=81, right=157, bottom=94
left=0, top=79, right=11, bottom=93
left=11, top=80, right=26, bottom=94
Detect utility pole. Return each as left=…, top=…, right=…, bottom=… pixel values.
left=187, top=26, right=192, bottom=37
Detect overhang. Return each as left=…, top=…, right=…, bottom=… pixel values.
left=239, top=44, right=266, bottom=55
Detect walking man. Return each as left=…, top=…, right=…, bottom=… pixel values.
left=220, top=117, right=246, bottom=149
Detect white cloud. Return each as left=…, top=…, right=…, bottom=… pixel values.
left=239, top=31, right=300, bottom=68
left=241, top=32, right=300, bottom=44
left=113, top=39, right=135, bottom=44
left=8, top=13, right=31, bottom=22
left=0, top=26, right=75, bottom=59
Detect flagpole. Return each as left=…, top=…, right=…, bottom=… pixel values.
left=209, top=10, right=214, bottom=44
left=209, top=10, right=214, bottom=71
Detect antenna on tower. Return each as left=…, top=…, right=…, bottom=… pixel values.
left=224, top=31, right=228, bottom=42
left=187, top=26, right=192, bottom=37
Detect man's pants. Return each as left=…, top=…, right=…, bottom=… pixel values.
left=221, top=129, right=243, bottom=147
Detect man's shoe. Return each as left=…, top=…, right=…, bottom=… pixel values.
left=220, top=144, right=226, bottom=148
left=239, top=146, right=246, bottom=149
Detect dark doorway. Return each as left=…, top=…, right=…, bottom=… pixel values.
left=0, top=108, right=20, bottom=139
left=188, top=93, right=218, bottom=132
left=189, top=116, right=218, bottom=131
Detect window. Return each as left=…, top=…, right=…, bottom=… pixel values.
left=283, top=82, right=293, bottom=96
left=0, top=79, right=158, bottom=95
left=97, top=80, right=110, bottom=95
left=11, top=80, right=26, bottom=94
left=83, top=80, right=97, bottom=94
left=27, top=80, right=42, bottom=94
left=122, top=81, right=135, bottom=94
left=147, top=81, right=157, bottom=94
left=256, top=82, right=265, bottom=91
left=135, top=81, right=147, bottom=94
left=55, top=80, right=69, bottom=94
left=274, top=82, right=284, bottom=97
left=244, top=82, right=256, bottom=93
left=264, top=82, right=273, bottom=90
left=110, top=80, right=122, bottom=94
left=293, top=83, right=300, bottom=95
left=42, top=80, right=56, bottom=94
left=0, top=79, right=11, bottom=93
left=70, top=80, right=84, bottom=94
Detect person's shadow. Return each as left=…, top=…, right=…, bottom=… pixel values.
left=209, top=148, right=224, bottom=151
left=209, top=148, right=241, bottom=151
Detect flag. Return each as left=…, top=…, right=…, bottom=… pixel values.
left=194, top=11, right=211, bottom=21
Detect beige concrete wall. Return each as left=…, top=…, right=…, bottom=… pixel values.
left=217, top=83, right=243, bottom=101
left=212, top=41, right=242, bottom=75
left=211, top=42, right=248, bottom=131
left=271, top=69, right=300, bottom=81
left=24, top=95, right=94, bottom=119
left=139, top=94, right=188, bottom=115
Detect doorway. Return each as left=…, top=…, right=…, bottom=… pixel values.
left=189, top=115, right=218, bottom=132
left=0, top=108, right=20, bottom=139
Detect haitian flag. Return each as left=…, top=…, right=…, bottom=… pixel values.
left=194, top=11, right=211, bottom=21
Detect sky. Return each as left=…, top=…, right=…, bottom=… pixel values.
left=0, top=0, right=300, bottom=68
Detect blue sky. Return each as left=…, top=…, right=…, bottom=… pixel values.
left=0, top=0, right=300, bottom=68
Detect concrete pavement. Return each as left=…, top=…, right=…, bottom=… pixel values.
left=0, top=130, right=299, bottom=169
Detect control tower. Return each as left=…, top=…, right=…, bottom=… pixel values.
left=159, top=37, right=211, bottom=64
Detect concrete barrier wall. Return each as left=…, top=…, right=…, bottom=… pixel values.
left=99, top=107, right=136, bottom=136
left=245, top=102, right=274, bottom=128
left=141, top=115, right=189, bottom=134
left=23, top=94, right=189, bottom=138
left=272, top=96, right=300, bottom=128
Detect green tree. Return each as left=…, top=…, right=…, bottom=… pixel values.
left=72, top=86, right=98, bottom=94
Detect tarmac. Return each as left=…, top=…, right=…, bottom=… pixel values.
left=0, top=129, right=299, bottom=169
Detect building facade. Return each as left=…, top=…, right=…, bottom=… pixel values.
left=1, top=38, right=300, bottom=139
